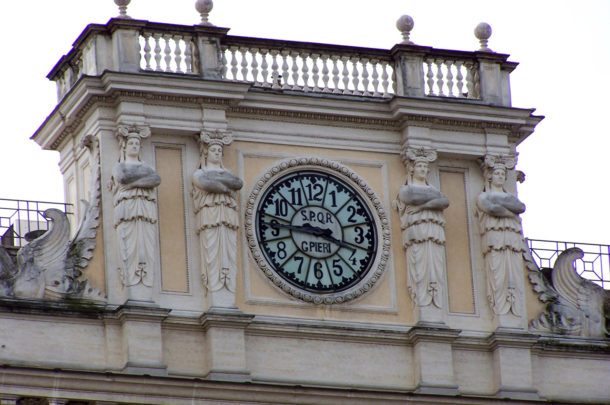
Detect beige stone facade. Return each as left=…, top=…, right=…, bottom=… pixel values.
left=0, top=13, right=607, bottom=405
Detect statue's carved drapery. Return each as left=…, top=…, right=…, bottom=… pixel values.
left=192, top=130, right=243, bottom=294
left=475, top=154, right=526, bottom=316
left=111, top=125, right=161, bottom=288
left=394, top=148, right=449, bottom=308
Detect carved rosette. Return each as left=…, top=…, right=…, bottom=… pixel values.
left=245, top=157, right=391, bottom=305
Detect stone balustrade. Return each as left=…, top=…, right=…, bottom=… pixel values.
left=48, top=18, right=515, bottom=106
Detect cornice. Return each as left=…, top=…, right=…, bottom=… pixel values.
left=34, top=72, right=543, bottom=152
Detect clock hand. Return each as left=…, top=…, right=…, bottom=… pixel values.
left=264, top=221, right=363, bottom=253
left=265, top=221, right=325, bottom=236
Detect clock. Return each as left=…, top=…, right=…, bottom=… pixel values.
left=245, top=157, right=391, bottom=304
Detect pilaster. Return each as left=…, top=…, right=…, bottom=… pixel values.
left=487, top=330, right=539, bottom=400
left=116, top=301, right=171, bottom=375
left=407, top=326, right=460, bottom=395
left=194, top=26, right=230, bottom=80
left=200, top=307, right=254, bottom=381
left=391, top=45, right=432, bottom=98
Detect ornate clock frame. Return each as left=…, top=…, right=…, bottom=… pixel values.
left=245, top=156, right=391, bottom=304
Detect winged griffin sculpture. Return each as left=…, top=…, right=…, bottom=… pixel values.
left=0, top=135, right=104, bottom=301
left=527, top=246, right=609, bottom=338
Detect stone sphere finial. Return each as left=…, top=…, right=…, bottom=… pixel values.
left=396, top=15, right=415, bottom=45
left=474, top=22, right=493, bottom=52
left=114, top=0, right=132, bottom=19
left=196, top=0, right=215, bottom=26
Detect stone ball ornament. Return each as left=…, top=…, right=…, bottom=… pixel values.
left=196, top=0, right=215, bottom=25
left=114, top=0, right=131, bottom=18
left=396, top=14, right=415, bottom=45
left=474, top=22, right=493, bottom=52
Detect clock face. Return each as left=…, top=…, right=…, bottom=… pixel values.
left=255, top=170, right=378, bottom=293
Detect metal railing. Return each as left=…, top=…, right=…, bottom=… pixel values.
left=527, top=238, right=610, bottom=290
left=0, top=198, right=73, bottom=248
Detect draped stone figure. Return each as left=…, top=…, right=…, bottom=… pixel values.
left=475, top=154, right=526, bottom=316
left=394, top=148, right=449, bottom=308
left=111, top=125, right=161, bottom=288
left=192, top=130, right=243, bottom=294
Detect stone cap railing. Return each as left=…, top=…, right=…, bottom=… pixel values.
left=48, top=18, right=516, bottom=106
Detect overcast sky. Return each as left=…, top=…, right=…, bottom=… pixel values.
left=1, top=0, right=609, bottom=244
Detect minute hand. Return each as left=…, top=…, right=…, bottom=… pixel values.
left=265, top=222, right=358, bottom=253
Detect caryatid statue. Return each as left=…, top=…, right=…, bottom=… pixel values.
left=111, top=125, right=161, bottom=288
left=475, top=154, right=526, bottom=316
left=394, top=148, right=450, bottom=308
left=192, top=130, right=243, bottom=295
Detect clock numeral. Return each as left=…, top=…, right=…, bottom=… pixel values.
left=270, top=219, right=280, bottom=237
left=314, top=262, right=324, bottom=279
left=354, top=226, right=364, bottom=243
left=294, top=256, right=304, bottom=274
left=328, top=190, right=337, bottom=208
left=289, top=187, right=302, bottom=205
left=277, top=241, right=287, bottom=260
left=332, top=259, right=343, bottom=276
left=347, top=205, right=357, bottom=223
left=349, top=250, right=357, bottom=266
left=274, top=198, right=288, bottom=217
left=306, top=183, right=324, bottom=202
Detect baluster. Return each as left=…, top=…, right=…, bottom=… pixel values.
left=163, top=34, right=172, bottom=72
left=220, top=46, right=228, bottom=79
left=311, top=53, right=321, bottom=92
left=301, top=52, right=310, bottom=92
left=445, top=60, right=454, bottom=97
left=230, top=46, right=239, bottom=80
left=174, top=35, right=183, bottom=73
left=331, top=55, right=341, bottom=94
left=465, top=61, right=474, bottom=98
left=341, top=56, right=351, bottom=94
left=240, top=47, right=249, bottom=81
left=361, top=58, right=370, bottom=96
left=425, top=58, right=434, bottom=95
left=473, top=66, right=481, bottom=99
left=143, top=34, right=152, bottom=70
left=184, top=36, right=193, bottom=73
left=454, top=61, right=464, bottom=97
left=435, top=59, right=445, bottom=96
left=291, top=51, right=300, bottom=90
left=350, top=56, right=360, bottom=95
left=260, top=49, right=269, bottom=87
left=371, top=59, right=380, bottom=97
left=381, top=61, right=390, bottom=97
left=281, top=50, right=291, bottom=89
left=321, top=54, right=331, bottom=93
left=153, top=33, right=162, bottom=71
left=251, top=48, right=260, bottom=84
left=270, top=49, right=281, bottom=89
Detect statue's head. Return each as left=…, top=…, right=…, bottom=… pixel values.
left=116, top=124, right=151, bottom=162
left=491, top=167, right=506, bottom=188
left=199, top=129, right=232, bottom=168
left=205, top=144, right=223, bottom=166
left=403, top=147, right=436, bottom=185
left=480, top=154, right=517, bottom=191
left=412, top=160, right=430, bottom=182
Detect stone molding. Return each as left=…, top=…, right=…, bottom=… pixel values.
left=33, top=75, right=542, bottom=153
